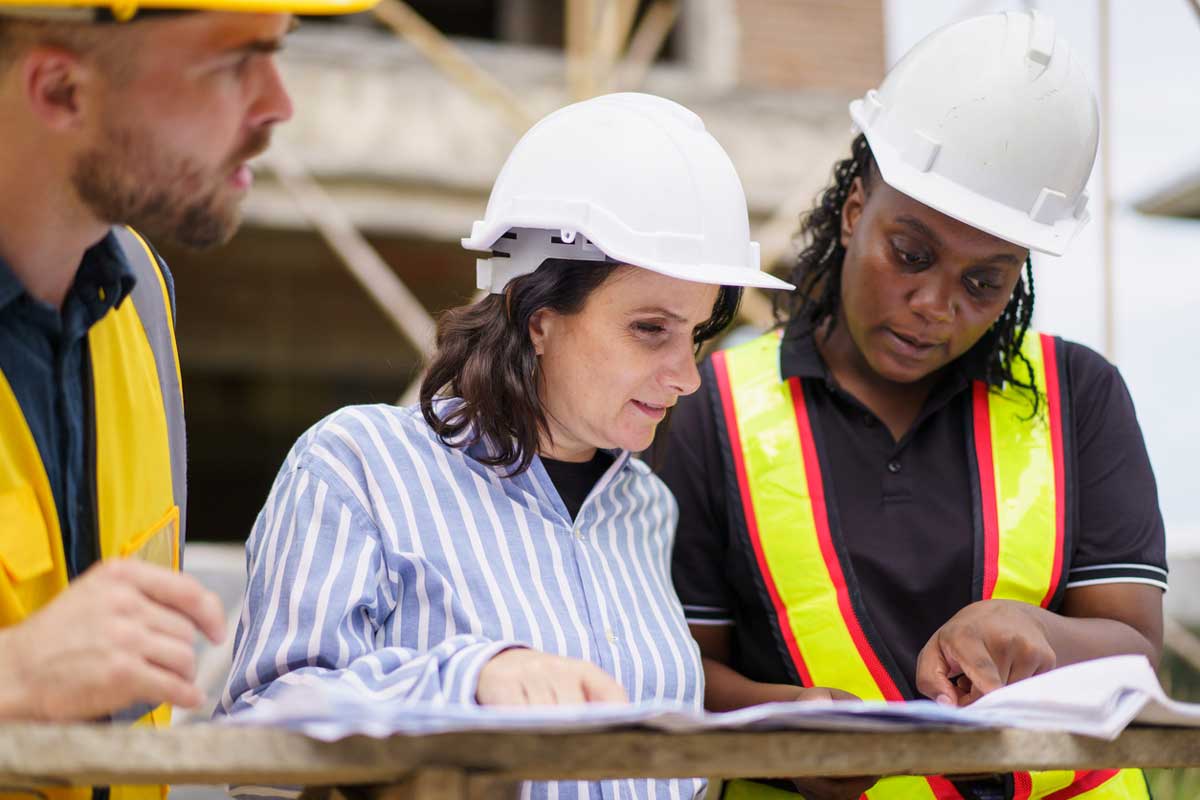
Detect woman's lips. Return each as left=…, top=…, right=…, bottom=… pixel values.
left=631, top=400, right=668, bottom=420
left=885, top=328, right=943, bottom=359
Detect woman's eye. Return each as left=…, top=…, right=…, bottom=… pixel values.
left=965, top=275, right=1000, bottom=294
left=634, top=322, right=666, bottom=335
left=891, top=242, right=929, bottom=267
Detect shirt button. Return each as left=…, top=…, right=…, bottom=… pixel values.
left=573, top=530, right=584, bottom=542
left=887, top=460, right=902, bottom=474
left=605, top=629, right=618, bottom=644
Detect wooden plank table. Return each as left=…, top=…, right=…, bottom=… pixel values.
left=0, top=724, right=1197, bottom=799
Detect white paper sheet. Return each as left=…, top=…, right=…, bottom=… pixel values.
left=221, top=654, right=1200, bottom=742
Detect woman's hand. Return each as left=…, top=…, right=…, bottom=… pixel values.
left=476, top=648, right=629, bottom=706
left=916, top=599, right=1056, bottom=706
left=789, top=687, right=879, bottom=799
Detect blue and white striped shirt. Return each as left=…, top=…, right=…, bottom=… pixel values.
left=217, top=403, right=706, bottom=800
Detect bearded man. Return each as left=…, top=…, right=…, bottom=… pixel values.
left=0, top=2, right=373, bottom=765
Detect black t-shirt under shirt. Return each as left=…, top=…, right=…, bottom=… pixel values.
left=655, top=325, right=1167, bottom=695
left=542, top=450, right=615, bottom=521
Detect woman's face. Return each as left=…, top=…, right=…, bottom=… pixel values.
left=837, top=174, right=1030, bottom=384
left=530, top=266, right=720, bottom=461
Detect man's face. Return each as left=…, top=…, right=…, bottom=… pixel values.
left=71, top=13, right=293, bottom=248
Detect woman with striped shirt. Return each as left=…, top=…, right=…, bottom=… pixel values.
left=217, top=93, right=798, bottom=799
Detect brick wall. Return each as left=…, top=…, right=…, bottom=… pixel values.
left=737, top=0, right=885, bottom=92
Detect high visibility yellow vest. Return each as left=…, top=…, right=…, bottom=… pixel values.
left=0, top=227, right=186, bottom=800
left=711, top=332, right=1149, bottom=800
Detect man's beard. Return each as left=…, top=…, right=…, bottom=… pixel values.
left=71, top=121, right=269, bottom=250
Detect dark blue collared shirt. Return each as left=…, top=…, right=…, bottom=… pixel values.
left=0, top=232, right=141, bottom=578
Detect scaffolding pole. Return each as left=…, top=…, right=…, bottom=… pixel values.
left=266, top=147, right=437, bottom=362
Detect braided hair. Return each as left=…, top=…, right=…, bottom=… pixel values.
left=776, top=133, right=1041, bottom=415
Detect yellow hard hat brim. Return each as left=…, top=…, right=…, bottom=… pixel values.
left=0, top=0, right=379, bottom=20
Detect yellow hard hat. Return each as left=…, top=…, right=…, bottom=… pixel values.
left=0, top=0, right=377, bottom=22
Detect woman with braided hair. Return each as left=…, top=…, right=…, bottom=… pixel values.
left=657, top=12, right=1166, bottom=800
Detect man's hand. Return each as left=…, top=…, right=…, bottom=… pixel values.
left=476, top=649, right=629, bottom=706
left=916, top=599, right=1056, bottom=706
left=0, top=559, right=226, bottom=721
left=789, top=687, right=879, bottom=799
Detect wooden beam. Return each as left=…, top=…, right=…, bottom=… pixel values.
left=594, top=0, right=639, bottom=90
left=265, top=147, right=437, bottom=361
left=372, top=0, right=535, bottom=134
left=1, top=725, right=1199, bottom=787
left=565, top=0, right=598, bottom=100
left=612, top=0, right=679, bottom=92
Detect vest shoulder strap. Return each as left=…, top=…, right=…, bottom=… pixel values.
left=109, top=226, right=187, bottom=548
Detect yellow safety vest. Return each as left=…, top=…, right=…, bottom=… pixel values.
left=0, top=227, right=186, bottom=800
left=711, top=332, right=1148, bottom=800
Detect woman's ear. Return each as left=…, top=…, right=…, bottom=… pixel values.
left=840, top=176, right=867, bottom=248
left=528, top=308, right=552, bottom=356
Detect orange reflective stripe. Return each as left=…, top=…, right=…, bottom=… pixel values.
left=1042, top=771, right=1119, bottom=799
left=713, top=345, right=812, bottom=689
left=924, top=777, right=966, bottom=799
left=715, top=337, right=902, bottom=701
left=1040, top=335, right=1067, bottom=609
left=973, top=333, right=1064, bottom=607
left=792, top=377, right=904, bottom=701
left=1013, top=771, right=1034, bottom=800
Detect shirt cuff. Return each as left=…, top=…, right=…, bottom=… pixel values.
left=682, top=604, right=734, bottom=626
left=445, top=640, right=529, bottom=705
left=1066, top=563, right=1168, bottom=592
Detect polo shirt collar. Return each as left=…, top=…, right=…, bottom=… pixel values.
left=79, top=229, right=138, bottom=317
left=0, top=253, right=26, bottom=312
left=0, top=228, right=137, bottom=319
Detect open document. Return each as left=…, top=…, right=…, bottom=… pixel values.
left=223, top=654, right=1200, bottom=742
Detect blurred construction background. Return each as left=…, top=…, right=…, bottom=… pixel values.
left=170, top=0, right=1200, bottom=796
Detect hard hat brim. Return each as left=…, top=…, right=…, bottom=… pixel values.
left=868, top=138, right=1082, bottom=258
left=464, top=223, right=795, bottom=292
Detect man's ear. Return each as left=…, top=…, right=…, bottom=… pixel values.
left=840, top=176, right=867, bottom=248
left=21, top=45, right=93, bottom=132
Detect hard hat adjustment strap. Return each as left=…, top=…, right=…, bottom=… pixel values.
left=477, top=227, right=611, bottom=294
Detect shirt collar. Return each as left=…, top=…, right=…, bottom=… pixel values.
left=0, top=253, right=26, bottom=312
left=78, top=230, right=138, bottom=318
left=0, top=228, right=137, bottom=318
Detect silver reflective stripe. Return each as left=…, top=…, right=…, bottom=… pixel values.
left=110, top=226, right=187, bottom=727
left=111, top=226, right=187, bottom=548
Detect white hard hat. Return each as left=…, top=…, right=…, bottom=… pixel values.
left=463, top=92, right=794, bottom=293
left=850, top=11, right=1099, bottom=256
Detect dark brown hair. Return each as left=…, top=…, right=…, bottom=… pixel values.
left=420, top=257, right=742, bottom=476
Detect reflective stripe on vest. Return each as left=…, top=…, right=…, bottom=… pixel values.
left=0, top=226, right=184, bottom=800
left=714, top=332, right=1146, bottom=800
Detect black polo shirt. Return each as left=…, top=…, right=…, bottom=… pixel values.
left=656, top=323, right=1167, bottom=694
left=0, top=232, right=158, bottom=579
